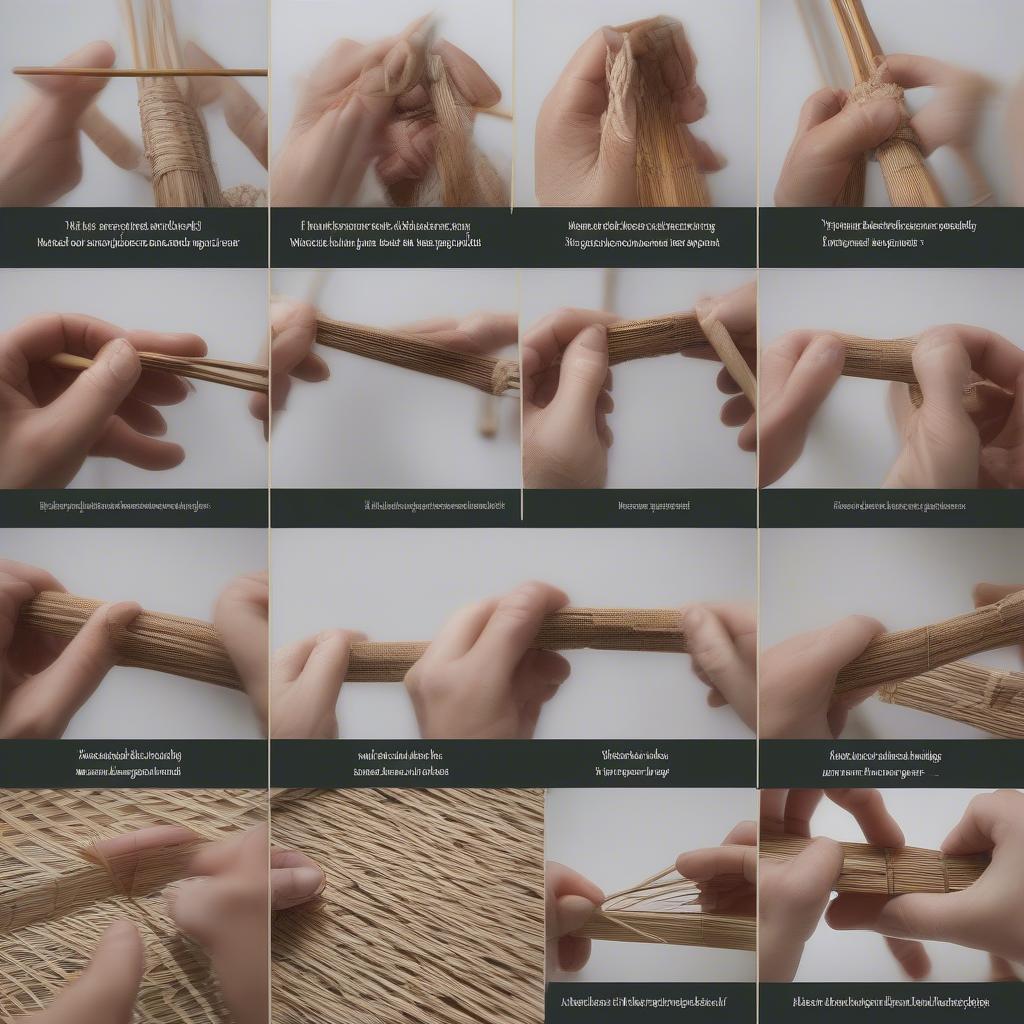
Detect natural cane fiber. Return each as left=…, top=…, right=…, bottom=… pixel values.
left=879, top=661, right=1024, bottom=738
left=272, top=788, right=543, bottom=1024
left=699, top=316, right=757, bottom=405
left=834, top=589, right=1024, bottom=697
left=0, top=789, right=264, bottom=1022
left=347, top=606, right=686, bottom=682
left=606, top=312, right=707, bottom=364
left=760, top=833, right=988, bottom=894
left=49, top=351, right=268, bottom=393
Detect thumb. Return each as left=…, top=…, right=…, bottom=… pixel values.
left=32, top=42, right=116, bottom=128
left=599, top=33, right=638, bottom=176
left=42, top=920, right=144, bottom=1024
left=293, top=630, right=355, bottom=716
left=557, top=893, right=599, bottom=938
left=809, top=96, right=902, bottom=165
left=827, top=889, right=978, bottom=947
left=912, top=331, right=977, bottom=435
left=40, top=339, right=141, bottom=458
left=551, top=325, right=609, bottom=425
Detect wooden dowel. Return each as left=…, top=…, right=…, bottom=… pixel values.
left=14, top=66, right=267, bottom=78
left=699, top=315, right=756, bottom=406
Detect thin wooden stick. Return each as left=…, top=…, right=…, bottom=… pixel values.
left=698, top=315, right=756, bottom=405
left=14, top=66, right=267, bottom=77
left=48, top=351, right=268, bottom=394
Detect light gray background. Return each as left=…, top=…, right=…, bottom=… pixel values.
left=546, top=788, right=756, bottom=982
left=1, top=529, right=266, bottom=738
left=521, top=268, right=755, bottom=488
left=760, top=0, right=1022, bottom=206
left=761, top=529, right=1024, bottom=739
left=271, top=268, right=519, bottom=488
left=792, top=789, right=1016, bottom=981
left=0, top=0, right=268, bottom=206
left=515, top=0, right=757, bottom=207
left=0, top=268, right=268, bottom=489
left=270, top=528, right=756, bottom=739
left=759, top=268, right=1024, bottom=488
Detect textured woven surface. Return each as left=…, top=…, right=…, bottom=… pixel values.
left=0, top=789, right=264, bottom=1022
left=49, top=351, right=268, bottom=393
left=272, top=788, right=544, bottom=1024
left=606, top=312, right=707, bottom=363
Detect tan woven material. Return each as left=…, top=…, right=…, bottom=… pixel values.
left=573, top=864, right=754, bottom=951
left=21, top=591, right=241, bottom=690
left=834, top=589, right=1024, bottom=696
left=880, top=662, right=1024, bottom=738
left=315, top=316, right=519, bottom=396
left=0, top=789, right=264, bottom=1022
left=760, top=833, right=987, bottom=894
left=272, top=788, right=543, bottom=1024
left=606, top=312, right=707, bottom=362
left=609, top=18, right=710, bottom=207
left=347, top=606, right=686, bottom=681
left=48, top=351, right=268, bottom=393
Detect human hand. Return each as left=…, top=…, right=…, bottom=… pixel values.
left=270, top=629, right=362, bottom=739
left=760, top=615, right=884, bottom=739
left=23, top=920, right=144, bottom=1023
left=974, top=583, right=1024, bottom=662
left=535, top=19, right=720, bottom=206
left=676, top=819, right=757, bottom=916
left=522, top=309, right=616, bottom=489
left=405, top=581, right=571, bottom=739
left=0, top=558, right=140, bottom=738
left=681, top=602, right=756, bottom=732
left=214, top=572, right=269, bottom=732
left=0, top=42, right=115, bottom=206
left=255, top=300, right=328, bottom=431
left=0, top=313, right=205, bottom=487
left=545, top=861, right=605, bottom=972
left=758, top=331, right=847, bottom=486
left=827, top=789, right=1024, bottom=964
left=692, top=281, right=757, bottom=451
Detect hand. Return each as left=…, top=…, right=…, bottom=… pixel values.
left=0, top=42, right=114, bottom=206
left=256, top=300, right=328, bottom=431
left=692, top=281, right=757, bottom=451
left=676, top=819, right=756, bottom=917
left=270, top=629, right=362, bottom=739
left=827, top=790, right=1024, bottom=964
left=405, top=581, right=571, bottom=738
left=535, top=20, right=720, bottom=206
left=545, top=861, right=605, bottom=972
left=758, top=331, right=847, bottom=486
left=760, top=615, right=884, bottom=739
left=974, top=583, right=1024, bottom=661
left=24, top=921, right=144, bottom=1023
left=0, top=313, right=205, bottom=487
left=0, top=559, right=140, bottom=738
left=774, top=88, right=902, bottom=205
left=214, top=572, right=269, bottom=732
left=682, top=602, right=756, bottom=732
left=522, top=310, right=616, bottom=489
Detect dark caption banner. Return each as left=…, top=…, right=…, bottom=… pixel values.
left=762, top=984, right=1024, bottom=1021
left=524, top=489, right=756, bottom=528
left=0, top=208, right=268, bottom=268
left=760, top=208, right=1024, bottom=268
left=760, top=740, right=1024, bottom=790
left=546, top=984, right=755, bottom=1023
left=0, top=740, right=268, bottom=788
left=271, top=739, right=756, bottom=789
left=0, top=489, right=268, bottom=528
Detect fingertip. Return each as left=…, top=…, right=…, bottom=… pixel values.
left=105, top=600, right=142, bottom=630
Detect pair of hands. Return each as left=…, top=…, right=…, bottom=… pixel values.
left=761, top=325, right=1024, bottom=489
left=761, top=788, right=1024, bottom=981
left=27, top=823, right=324, bottom=1024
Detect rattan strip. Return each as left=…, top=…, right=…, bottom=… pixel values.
left=835, top=590, right=1024, bottom=696
left=347, top=607, right=686, bottom=681
left=272, top=788, right=543, bottom=1024
left=760, top=833, right=987, bottom=894
left=48, top=351, right=268, bottom=393
left=700, top=316, right=756, bottom=405
left=576, top=910, right=754, bottom=951
left=880, top=662, right=1024, bottom=738
left=14, top=66, right=267, bottom=78
left=0, top=789, right=263, bottom=1022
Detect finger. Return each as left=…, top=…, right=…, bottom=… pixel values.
left=717, top=366, right=742, bottom=395
left=723, top=820, right=757, bottom=847
left=509, top=648, right=571, bottom=704
left=556, top=893, right=599, bottom=938
left=421, top=597, right=499, bottom=663
left=29, top=41, right=116, bottom=122
left=215, top=573, right=268, bottom=725
left=885, top=53, right=969, bottom=90
left=116, top=396, right=167, bottom=437
left=972, top=582, right=1024, bottom=607
left=912, top=330, right=978, bottom=438
left=548, top=27, right=623, bottom=119
left=433, top=40, right=501, bottom=108
left=676, top=844, right=757, bottom=885
left=0, top=575, right=38, bottom=661
left=470, top=582, right=570, bottom=672
left=293, top=629, right=356, bottom=713
left=807, top=94, right=903, bottom=164
left=683, top=605, right=748, bottom=702
left=87, top=824, right=202, bottom=868
left=795, top=87, right=846, bottom=136
left=272, top=860, right=327, bottom=909
left=790, top=614, right=884, bottom=689
left=940, top=791, right=1021, bottom=856
left=270, top=300, right=320, bottom=377
left=558, top=935, right=593, bottom=972
left=784, top=789, right=826, bottom=837
left=0, top=558, right=64, bottom=595
left=90, top=416, right=185, bottom=471
left=520, top=309, right=620, bottom=405
left=697, top=281, right=758, bottom=340
left=826, top=890, right=973, bottom=945
left=827, top=788, right=905, bottom=848
left=550, top=325, right=610, bottom=424
left=291, top=352, right=331, bottom=382
left=885, top=936, right=932, bottom=980
left=762, top=333, right=846, bottom=440
left=721, top=394, right=753, bottom=427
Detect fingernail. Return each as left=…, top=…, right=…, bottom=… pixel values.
left=383, top=41, right=410, bottom=93
left=293, top=865, right=327, bottom=898
left=102, top=920, right=139, bottom=944
left=106, top=601, right=142, bottom=630
left=811, top=334, right=845, bottom=366
left=602, top=27, right=624, bottom=52
left=106, top=339, right=139, bottom=384
left=577, top=325, right=607, bottom=352
left=865, top=97, right=902, bottom=132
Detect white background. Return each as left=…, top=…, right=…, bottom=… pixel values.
left=1, top=528, right=266, bottom=738
left=546, top=788, right=756, bottom=982
left=760, top=0, right=1023, bottom=206
left=515, top=0, right=757, bottom=206
left=521, top=268, right=755, bottom=488
left=759, top=268, right=1024, bottom=488
left=271, top=528, right=756, bottom=739
left=0, top=0, right=268, bottom=206
left=0, top=268, right=268, bottom=488
left=271, top=268, right=519, bottom=487
left=792, top=789, right=1016, bottom=981
left=761, top=529, right=1024, bottom=739
left=270, top=0, right=512, bottom=203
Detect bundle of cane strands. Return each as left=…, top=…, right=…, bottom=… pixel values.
left=880, top=662, right=1024, bottom=738
left=48, top=350, right=268, bottom=393
left=760, top=833, right=988, bottom=894
left=272, top=788, right=544, bottom=1024
left=834, top=589, right=1024, bottom=697
left=573, top=864, right=755, bottom=951
left=0, top=789, right=264, bottom=1022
